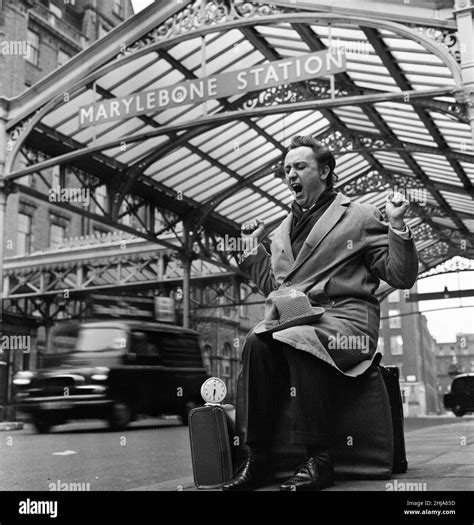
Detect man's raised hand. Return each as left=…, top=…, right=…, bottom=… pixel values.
left=386, top=192, right=410, bottom=230
left=241, top=220, right=266, bottom=243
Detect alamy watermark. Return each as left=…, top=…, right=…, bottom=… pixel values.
left=386, top=480, right=427, bottom=491
left=1, top=335, right=31, bottom=353
left=329, top=38, right=371, bottom=56
left=328, top=333, right=370, bottom=353
left=49, top=186, right=91, bottom=207
left=217, top=234, right=259, bottom=253
left=0, top=40, right=31, bottom=59
left=18, top=499, right=57, bottom=519
left=390, top=185, right=427, bottom=206
left=49, top=479, right=90, bottom=491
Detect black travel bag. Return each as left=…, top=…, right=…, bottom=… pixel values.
left=379, top=364, right=408, bottom=474
left=234, top=359, right=407, bottom=480
left=188, top=405, right=236, bottom=489
left=189, top=364, right=407, bottom=487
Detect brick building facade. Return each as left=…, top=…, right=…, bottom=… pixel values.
left=194, top=284, right=264, bottom=403
left=1, top=0, right=134, bottom=98
left=379, top=286, right=439, bottom=416
left=1, top=0, right=134, bottom=257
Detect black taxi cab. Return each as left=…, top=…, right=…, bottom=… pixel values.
left=13, top=320, right=209, bottom=433
left=443, top=373, right=474, bottom=417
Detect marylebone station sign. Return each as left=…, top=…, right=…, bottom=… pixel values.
left=79, top=49, right=346, bottom=127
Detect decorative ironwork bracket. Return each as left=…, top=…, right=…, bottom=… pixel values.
left=122, top=0, right=289, bottom=56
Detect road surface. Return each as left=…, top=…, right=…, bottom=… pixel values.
left=0, top=415, right=468, bottom=491
left=0, top=417, right=191, bottom=491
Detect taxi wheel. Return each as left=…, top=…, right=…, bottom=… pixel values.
left=453, top=405, right=464, bottom=417
left=32, top=414, right=53, bottom=434
left=108, top=400, right=132, bottom=430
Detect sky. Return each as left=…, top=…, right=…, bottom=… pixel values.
left=131, top=0, right=154, bottom=13
left=128, top=0, right=473, bottom=344
left=415, top=271, right=473, bottom=343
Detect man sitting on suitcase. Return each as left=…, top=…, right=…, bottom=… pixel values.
left=222, top=135, right=418, bottom=491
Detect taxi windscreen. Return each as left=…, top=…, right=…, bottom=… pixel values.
left=75, top=328, right=127, bottom=352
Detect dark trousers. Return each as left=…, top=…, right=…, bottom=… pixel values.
left=241, top=332, right=341, bottom=448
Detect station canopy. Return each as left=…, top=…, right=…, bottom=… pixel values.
left=4, top=0, right=474, bottom=277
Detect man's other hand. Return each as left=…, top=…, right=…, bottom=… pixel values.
left=386, top=192, right=409, bottom=230
left=241, top=220, right=266, bottom=243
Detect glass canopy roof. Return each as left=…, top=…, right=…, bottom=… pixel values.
left=5, top=0, right=474, bottom=276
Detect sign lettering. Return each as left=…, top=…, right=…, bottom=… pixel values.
left=79, top=50, right=345, bottom=127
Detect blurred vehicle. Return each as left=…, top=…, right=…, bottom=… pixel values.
left=443, top=373, right=474, bottom=417
left=13, top=321, right=209, bottom=433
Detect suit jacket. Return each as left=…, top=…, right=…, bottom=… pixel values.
left=240, top=193, right=419, bottom=377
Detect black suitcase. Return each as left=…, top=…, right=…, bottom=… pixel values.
left=188, top=405, right=235, bottom=489
left=234, top=362, right=407, bottom=479
left=379, top=365, right=408, bottom=474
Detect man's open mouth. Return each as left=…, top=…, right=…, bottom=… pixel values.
left=291, top=183, right=303, bottom=196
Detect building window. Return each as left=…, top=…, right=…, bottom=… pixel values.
left=99, top=24, right=109, bottom=39
left=154, top=209, right=166, bottom=233
left=239, top=284, right=250, bottom=318
left=388, top=289, right=400, bottom=303
left=95, top=186, right=107, bottom=214
left=27, top=30, right=40, bottom=66
left=388, top=310, right=401, bottom=329
left=222, top=342, right=231, bottom=358
left=50, top=3, right=62, bottom=18
left=240, top=301, right=248, bottom=319
left=219, top=293, right=233, bottom=317
left=113, top=0, right=124, bottom=18
left=50, top=214, right=69, bottom=248
left=377, top=337, right=384, bottom=355
left=51, top=165, right=63, bottom=188
left=23, top=349, right=31, bottom=370
left=390, top=335, right=404, bottom=355
left=17, top=213, right=33, bottom=254
left=395, top=363, right=404, bottom=381
left=20, top=174, right=36, bottom=190
left=50, top=223, right=66, bottom=248
left=201, top=343, right=212, bottom=375
left=57, top=49, right=72, bottom=67
left=120, top=200, right=132, bottom=226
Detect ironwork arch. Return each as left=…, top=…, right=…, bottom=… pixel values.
left=2, top=0, right=473, bottom=298
left=5, top=10, right=464, bottom=176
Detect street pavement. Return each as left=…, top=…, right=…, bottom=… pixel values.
left=0, top=417, right=191, bottom=491
left=1, top=415, right=472, bottom=491
left=132, top=415, right=474, bottom=492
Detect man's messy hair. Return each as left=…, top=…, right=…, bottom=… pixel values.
left=287, top=135, right=338, bottom=190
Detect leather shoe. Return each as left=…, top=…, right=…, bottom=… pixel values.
left=222, top=450, right=270, bottom=491
left=280, top=455, right=335, bottom=491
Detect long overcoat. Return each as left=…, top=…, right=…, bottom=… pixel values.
left=240, top=193, right=419, bottom=377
